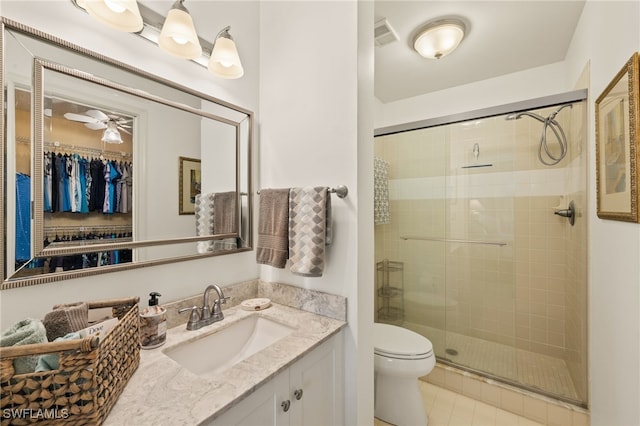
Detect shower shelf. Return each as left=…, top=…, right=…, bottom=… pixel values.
left=376, top=259, right=404, bottom=324
left=378, top=287, right=402, bottom=298
left=377, top=306, right=403, bottom=322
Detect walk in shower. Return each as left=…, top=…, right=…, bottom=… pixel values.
left=374, top=91, right=588, bottom=407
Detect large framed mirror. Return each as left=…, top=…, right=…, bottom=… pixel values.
left=1, top=18, right=253, bottom=289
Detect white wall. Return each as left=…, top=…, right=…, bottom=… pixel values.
left=259, top=1, right=373, bottom=425
left=375, top=1, right=640, bottom=424
left=0, top=1, right=261, bottom=323
left=258, top=1, right=372, bottom=424
left=565, top=2, right=640, bottom=425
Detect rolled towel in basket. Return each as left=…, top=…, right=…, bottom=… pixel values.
left=0, top=318, right=48, bottom=374
left=35, top=332, right=81, bottom=372
left=43, top=301, right=89, bottom=341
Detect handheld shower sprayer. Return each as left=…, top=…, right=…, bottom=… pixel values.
left=506, top=103, right=573, bottom=166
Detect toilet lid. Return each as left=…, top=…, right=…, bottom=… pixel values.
left=374, top=323, right=433, bottom=358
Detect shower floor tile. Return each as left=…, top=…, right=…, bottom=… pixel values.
left=444, top=332, right=579, bottom=401
left=402, top=322, right=579, bottom=401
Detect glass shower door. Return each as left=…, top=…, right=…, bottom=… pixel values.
left=442, top=117, right=518, bottom=382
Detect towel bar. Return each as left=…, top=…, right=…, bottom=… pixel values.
left=257, top=185, right=348, bottom=199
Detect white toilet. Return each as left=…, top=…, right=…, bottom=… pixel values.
left=374, top=323, right=435, bottom=426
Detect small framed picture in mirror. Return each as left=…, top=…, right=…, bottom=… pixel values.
left=179, top=156, right=201, bottom=215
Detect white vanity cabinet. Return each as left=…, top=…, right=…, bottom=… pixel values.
left=210, top=332, right=344, bottom=426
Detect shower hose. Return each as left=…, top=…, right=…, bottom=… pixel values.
left=509, top=104, right=572, bottom=166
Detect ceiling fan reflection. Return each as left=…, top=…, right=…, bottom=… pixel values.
left=63, top=109, right=132, bottom=135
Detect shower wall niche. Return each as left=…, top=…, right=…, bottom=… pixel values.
left=374, top=96, right=588, bottom=406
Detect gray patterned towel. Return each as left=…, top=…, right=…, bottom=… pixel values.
left=374, top=157, right=391, bottom=225
left=256, top=188, right=290, bottom=268
left=288, top=187, right=331, bottom=277
left=195, top=193, right=215, bottom=253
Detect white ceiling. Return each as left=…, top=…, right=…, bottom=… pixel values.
left=374, top=1, right=586, bottom=103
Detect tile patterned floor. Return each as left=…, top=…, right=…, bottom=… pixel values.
left=403, top=322, right=579, bottom=401
left=443, top=332, right=578, bottom=401
left=374, top=381, right=545, bottom=426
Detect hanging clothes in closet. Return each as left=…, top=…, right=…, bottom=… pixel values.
left=44, top=151, right=132, bottom=214
left=15, top=173, right=31, bottom=265
left=44, top=230, right=133, bottom=272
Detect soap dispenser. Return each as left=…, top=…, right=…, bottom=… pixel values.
left=140, top=292, right=167, bottom=349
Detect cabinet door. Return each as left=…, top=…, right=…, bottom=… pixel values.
left=210, top=373, right=288, bottom=426
left=289, top=333, right=344, bottom=426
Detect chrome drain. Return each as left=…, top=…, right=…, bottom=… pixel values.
left=445, top=348, right=459, bottom=356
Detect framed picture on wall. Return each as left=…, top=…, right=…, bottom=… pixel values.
left=179, top=156, right=201, bottom=215
left=595, top=52, right=639, bottom=223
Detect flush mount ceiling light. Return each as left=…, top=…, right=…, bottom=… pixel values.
left=208, top=27, right=244, bottom=79
left=71, top=0, right=244, bottom=79
left=80, top=0, right=143, bottom=32
left=102, top=121, right=123, bottom=144
left=158, top=0, right=202, bottom=60
left=413, top=18, right=466, bottom=60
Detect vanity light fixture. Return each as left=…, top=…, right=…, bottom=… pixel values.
left=208, top=27, right=244, bottom=79
left=101, top=121, right=124, bottom=144
left=70, top=0, right=244, bottom=78
left=413, top=18, right=466, bottom=60
left=79, top=0, right=143, bottom=33
left=158, top=0, right=202, bottom=60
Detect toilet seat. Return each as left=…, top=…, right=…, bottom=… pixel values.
left=374, top=323, right=434, bottom=360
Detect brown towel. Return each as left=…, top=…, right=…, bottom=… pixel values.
left=256, top=188, right=290, bottom=268
left=213, top=191, right=237, bottom=234
left=212, top=191, right=238, bottom=251
left=43, top=302, right=88, bottom=341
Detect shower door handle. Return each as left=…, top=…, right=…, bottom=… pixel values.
left=554, top=200, right=575, bottom=226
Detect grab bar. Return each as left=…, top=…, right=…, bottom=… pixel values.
left=400, top=236, right=508, bottom=247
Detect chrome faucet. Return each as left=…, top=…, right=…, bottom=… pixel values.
left=178, top=284, right=231, bottom=330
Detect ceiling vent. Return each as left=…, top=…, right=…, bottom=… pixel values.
left=374, top=18, right=399, bottom=47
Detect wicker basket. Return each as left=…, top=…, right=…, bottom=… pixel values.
left=0, top=297, right=140, bottom=425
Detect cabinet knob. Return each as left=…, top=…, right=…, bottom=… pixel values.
left=281, top=400, right=291, bottom=412
left=294, top=389, right=303, bottom=400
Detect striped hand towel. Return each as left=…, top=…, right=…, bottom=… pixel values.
left=288, top=186, right=330, bottom=277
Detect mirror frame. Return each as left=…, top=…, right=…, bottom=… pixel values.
left=1, top=18, right=254, bottom=289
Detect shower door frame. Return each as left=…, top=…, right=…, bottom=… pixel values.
left=375, top=88, right=589, bottom=407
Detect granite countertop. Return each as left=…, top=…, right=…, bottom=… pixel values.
left=104, top=301, right=346, bottom=425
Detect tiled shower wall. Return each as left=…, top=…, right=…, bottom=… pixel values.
left=374, top=102, right=587, bottom=403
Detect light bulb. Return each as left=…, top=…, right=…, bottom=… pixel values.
left=172, top=36, right=189, bottom=45
left=104, top=0, right=126, bottom=14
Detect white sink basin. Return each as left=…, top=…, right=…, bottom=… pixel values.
left=163, top=315, right=295, bottom=375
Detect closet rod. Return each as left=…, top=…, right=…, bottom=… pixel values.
left=257, top=184, right=348, bottom=199
left=44, top=224, right=132, bottom=232
left=17, top=136, right=132, bottom=159
left=45, top=141, right=131, bottom=159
